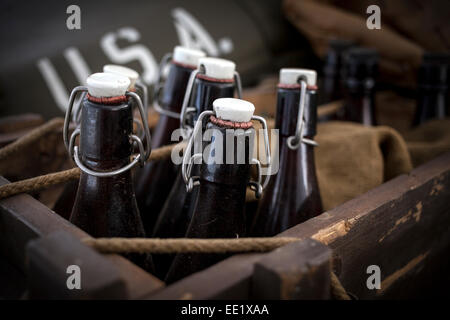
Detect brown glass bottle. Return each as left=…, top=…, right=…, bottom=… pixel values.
left=69, top=80, right=154, bottom=273
left=251, top=69, right=322, bottom=237
left=337, top=48, right=378, bottom=126
left=135, top=55, right=202, bottom=235
left=320, top=39, right=354, bottom=105
left=54, top=65, right=147, bottom=220
left=152, top=66, right=237, bottom=278
left=413, top=52, right=450, bottom=126
left=165, top=108, right=254, bottom=284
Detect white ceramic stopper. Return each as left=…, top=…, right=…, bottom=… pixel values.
left=173, top=46, right=206, bottom=67
left=103, top=64, right=139, bottom=89
left=213, top=98, right=255, bottom=122
left=86, top=72, right=130, bottom=98
left=279, top=68, right=317, bottom=86
left=198, top=57, right=235, bottom=80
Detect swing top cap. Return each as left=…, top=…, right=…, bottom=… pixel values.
left=86, top=72, right=130, bottom=98
left=198, top=57, right=236, bottom=80
left=279, top=68, right=317, bottom=86
left=213, top=98, right=255, bottom=122
left=173, top=46, right=206, bottom=67
left=103, top=65, right=139, bottom=89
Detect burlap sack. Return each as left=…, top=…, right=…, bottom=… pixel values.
left=315, top=121, right=413, bottom=210
left=404, top=119, right=450, bottom=167
left=282, top=0, right=427, bottom=87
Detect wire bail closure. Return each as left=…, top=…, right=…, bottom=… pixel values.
left=179, top=66, right=243, bottom=138
left=286, top=79, right=319, bottom=150
left=72, top=80, right=149, bottom=142
left=153, top=53, right=185, bottom=119
left=63, top=86, right=152, bottom=178
left=181, top=111, right=271, bottom=199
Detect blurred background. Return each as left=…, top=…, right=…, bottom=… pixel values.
left=1, top=0, right=448, bottom=118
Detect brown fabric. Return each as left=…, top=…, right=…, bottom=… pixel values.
left=404, top=119, right=450, bottom=167
left=315, top=121, right=413, bottom=210
left=324, top=0, right=450, bottom=53
left=282, top=0, right=425, bottom=87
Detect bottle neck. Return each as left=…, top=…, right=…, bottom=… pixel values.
left=341, top=78, right=376, bottom=126
left=199, top=123, right=253, bottom=186
left=189, top=77, right=235, bottom=125
left=415, top=86, right=448, bottom=124
left=80, top=99, right=133, bottom=168
left=275, top=87, right=318, bottom=138
left=161, top=63, right=196, bottom=113
left=151, top=64, right=196, bottom=148
left=274, top=87, right=318, bottom=188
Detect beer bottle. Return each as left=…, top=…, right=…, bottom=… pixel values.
left=337, top=47, right=378, bottom=126
left=413, top=52, right=450, bottom=126
left=165, top=98, right=269, bottom=283
left=320, top=39, right=354, bottom=105
left=251, top=68, right=323, bottom=237
left=63, top=72, right=154, bottom=272
left=135, top=46, right=205, bottom=232
left=54, top=65, right=148, bottom=220
left=152, top=57, right=242, bottom=277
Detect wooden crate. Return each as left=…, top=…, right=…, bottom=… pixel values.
left=0, top=115, right=449, bottom=299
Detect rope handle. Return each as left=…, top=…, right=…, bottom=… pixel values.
left=0, top=115, right=351, bottom=300
left=82, top=237, right=351, bottom=300
left=0, top=142, right=184, bottom=200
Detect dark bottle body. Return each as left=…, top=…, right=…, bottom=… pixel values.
left=320, top=39, right=354, bottom=105
left=165, top=123, right=252, bottom=283
left=252, top=87, right=322, bottom=237
left=338, top=81, right=376, bottom=126
left=135, top=63, right=196, bottom=234
left=338, top=48, right=378, bottom=126
left=153, top=77, right=235, bottom=238
left=413, top=54, right=450, bottom=126
left=152, top=77, right=235, bottom=278
left=53, top=180, right=78, bottom=220
left=70, top=98, right=154, bottom=272
left=414, top=88, right=448, bottom=125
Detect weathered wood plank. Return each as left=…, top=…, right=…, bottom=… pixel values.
left=283, top=151, right=450, bottom=299
left=251, top=239, right=331, bottom=300
left=27, top=231, right=127, bottom=299
left=147, top=151, right=450, bottom=299
left=0, top=176, right=164, bottom=299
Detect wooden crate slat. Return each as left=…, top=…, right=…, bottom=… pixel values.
left=148, top=151, right=450, bottom=299
left=27, top=231, right=127, bottom=299
left=0, top=176, right=164, bottom=299
left=251, top=239, right=331, bottom=300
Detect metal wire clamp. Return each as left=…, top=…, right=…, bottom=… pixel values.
left=286, top=79, right=319, bottom=150
left=181, top=111, right=271, bottom=199
left=63, top=87, right=152, bottom=177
